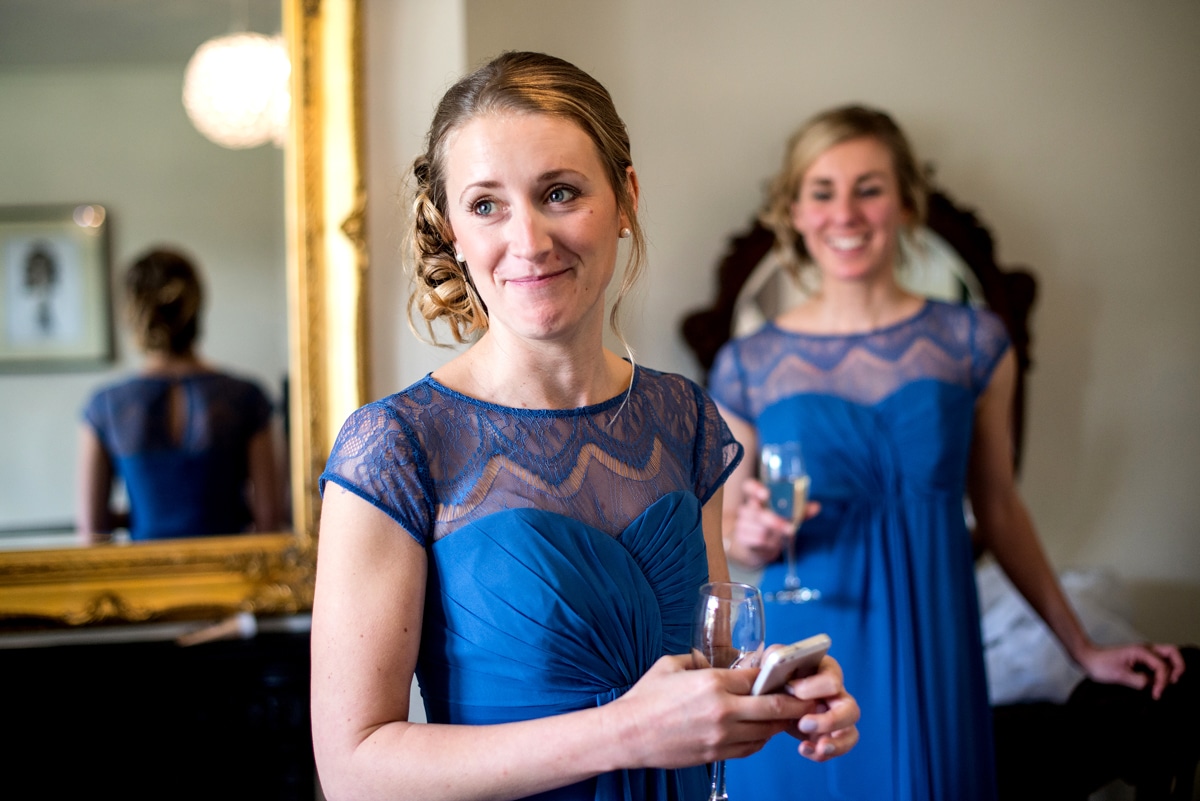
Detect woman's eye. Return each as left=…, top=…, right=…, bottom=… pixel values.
left=857, top=185, right=883, bottom=198
left=809, top=191, right=833, bottom=202
left=471, top=199, right=496, bottom=216
left=547, top=186, right=578, bottom=204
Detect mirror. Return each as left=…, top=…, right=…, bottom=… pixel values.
left=0, top=0, right=287, bottom=544
left=0, top=0, right=366, bottom=629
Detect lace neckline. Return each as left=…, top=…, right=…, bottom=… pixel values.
left=421, top=363, right=641, bottom=418
left=767, top=299, right=933, bottom=342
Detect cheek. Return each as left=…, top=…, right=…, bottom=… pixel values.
left=789, top=202, right=807, bottom=234
left=452, top=227, right=499, bottom=269
left=790, top=202, right=819, bottom=239
left=866, top=203, right=904, bottom=235
left=461, top=257, right=497, bottom=299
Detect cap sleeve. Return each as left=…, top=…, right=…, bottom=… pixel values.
left=970, top=307, right=1013, bottom=397
left=690, top=380, right=744, bottom=505
left=82, top=388, right=108, bottom=438
left=320, top=400, right=433, bottom=546
left=707, top=340, right=752, bottom=423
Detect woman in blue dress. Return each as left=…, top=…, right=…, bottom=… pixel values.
left=311, top=53, right=860, bottom=801
left=714, top=105, right=1184, bottom=801
left=78, top=247, right=282, bottom=542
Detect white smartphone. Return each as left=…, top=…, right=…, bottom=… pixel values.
left=750, top=633, right=832, bottom=696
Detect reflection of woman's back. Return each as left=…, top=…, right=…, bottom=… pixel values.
left=77, top=248, right=280, bottom=542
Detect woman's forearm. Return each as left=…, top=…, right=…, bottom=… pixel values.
left=978, top=498, right=1093, bottom=662
left=319, top=705, right=634, bottom=801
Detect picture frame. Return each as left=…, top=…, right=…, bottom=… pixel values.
left=0, top=204, right=113, bottom=371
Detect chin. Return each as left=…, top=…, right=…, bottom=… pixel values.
left=511, top=315, right=574, bottom=341
left=823, top=255, right=893, bottom=282
left=822, top=266, right=882, bottom=284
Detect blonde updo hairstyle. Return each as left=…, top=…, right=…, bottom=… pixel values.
left=760, top=104, right=927, bottom=281
left=408, top=51, right=645, bottom=345
left=125, top=247, right=203, bottom=355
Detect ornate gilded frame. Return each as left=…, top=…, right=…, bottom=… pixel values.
left=0, top=0, right=367, bottom=630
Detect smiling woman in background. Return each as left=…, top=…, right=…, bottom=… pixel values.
left=310, top=51, right=860, bottom=801
left=713, top=104, right=1184, bottom=801
left=76, top=247, right=282, bottom=542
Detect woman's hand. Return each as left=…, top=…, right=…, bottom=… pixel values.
left=777, top=655, right=860, bottom=761
left=725, top=478, right=818, bottom=570
left=608, top=655, right=797, bottom=768
left=606, top=652, right=859, bottom=770
left=1076, top=641, right=1186, bottom=700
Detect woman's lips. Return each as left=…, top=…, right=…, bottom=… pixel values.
left=507, top=268, right=570, bottom=285
left=827, top=234, right=867, bottom=252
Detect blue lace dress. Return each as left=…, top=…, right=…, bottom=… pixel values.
left=711, top=301, right=1009, bottom=801
left=83, top=371, right=273, bottom=540
left=320, top=366, right=742, bottom=801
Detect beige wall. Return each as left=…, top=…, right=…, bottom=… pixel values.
left=0, top=64, right=287, bottom=534
left=365, top=0, right=1200, bottom=643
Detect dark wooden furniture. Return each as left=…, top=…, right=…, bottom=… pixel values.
left=2, top=628, right=315, bottom=800
left=993, top=647, right=1200, bottom=800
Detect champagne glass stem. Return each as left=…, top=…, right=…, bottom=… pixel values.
left=709, top=758, right=728, bottom=801
left=783, top=530, right=800, bottom=590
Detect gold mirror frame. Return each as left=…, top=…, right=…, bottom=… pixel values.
left=0, top=0, right=366, bottom=630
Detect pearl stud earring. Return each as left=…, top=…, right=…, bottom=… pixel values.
left=619, top=227, right=632, bottom=239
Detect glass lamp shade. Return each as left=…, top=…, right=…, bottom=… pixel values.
left=182, top=32, right=290, bottom=149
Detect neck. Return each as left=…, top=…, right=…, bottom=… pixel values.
left=786, top=272, right=922, bottom=335
left=436, top=328, right=631, bottom=410
left=142, top=350, right=203, bottom=375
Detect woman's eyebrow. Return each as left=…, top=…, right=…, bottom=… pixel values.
left=537, top=168, right=590, bottom=184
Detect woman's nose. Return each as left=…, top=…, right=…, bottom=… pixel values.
left=506, top=206, right=552, bottom=260
left=831, top=193, right=860, bottom=223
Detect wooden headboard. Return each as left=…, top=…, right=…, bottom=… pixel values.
left=680, top=184, right=1039, bottom=469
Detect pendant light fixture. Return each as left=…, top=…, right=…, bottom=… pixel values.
left=181, top=2, right=289, bottom=150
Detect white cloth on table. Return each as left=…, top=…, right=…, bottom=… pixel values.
left=977, top=559, right=1144, bottom=705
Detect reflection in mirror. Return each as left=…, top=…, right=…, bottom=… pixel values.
left=0, top=0, right=365, bottom=629
left=0, top=0, right=288, bottom=549
left=77, top=246, right=288, bottom=545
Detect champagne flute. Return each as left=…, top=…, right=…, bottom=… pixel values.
left=691, top=581, right=766, bottom=801
left=760, top=441, right=819, bottom=603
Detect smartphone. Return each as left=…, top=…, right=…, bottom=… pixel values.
left=750, top=633, right=832, bottom=696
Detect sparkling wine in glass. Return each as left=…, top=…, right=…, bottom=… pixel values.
left=760, top=441, right=819, bottom=603
left=691, top=581, right=766, bottom=801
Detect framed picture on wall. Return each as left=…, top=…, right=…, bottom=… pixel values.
left=0, top=204, right=113, bottom=371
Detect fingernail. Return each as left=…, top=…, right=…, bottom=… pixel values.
left=799, top=718, right=819, bottom=734
left=800, top=742, right=815, bottom=756
left=822, top=743, right=837, bottom=756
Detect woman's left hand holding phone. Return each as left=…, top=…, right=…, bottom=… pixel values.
left=606, top=651, right=860, bottom=767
